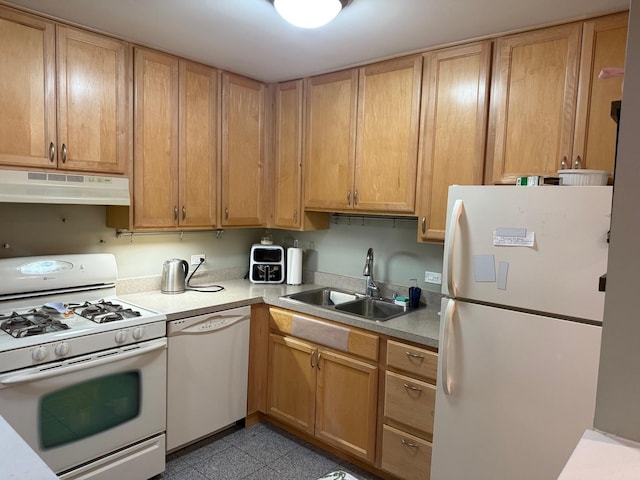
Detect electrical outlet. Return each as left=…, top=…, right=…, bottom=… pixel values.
left=190, top=254, right=205, bottom=265
left=424, top=271, right=442, bottom=284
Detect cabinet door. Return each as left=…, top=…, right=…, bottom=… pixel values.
left=304, top=70, right=358, bottom=210
left=573, top=12, right=627, bottom=175
left=273, top=80, right=303, bottom=228
left=221, top=73, right=265, bottom=227
left=267, top=334, right=316, bottom=436
left=133, top=48, right=179, bottom=229
left=0, top=8, right=56, bottom=168
left=315, top=348, right=378, bottom=462
left=417, top=42, right=491, bottom=242
left=488, top=23, right=582, bottom=183
left=355, top=56, right=422, bottom=213
left=56, top=26, right=130, bottom=174
left=179, top=61, right=218, bottom=228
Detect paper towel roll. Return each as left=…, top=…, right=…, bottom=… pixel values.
left=287, top=247, right=303, bottom=285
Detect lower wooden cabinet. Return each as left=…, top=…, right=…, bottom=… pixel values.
left=266, top=308, right=379, bottom=463
left=382, top=339, right=438, bottom=479
left=381, top=424, right=432, bottom=480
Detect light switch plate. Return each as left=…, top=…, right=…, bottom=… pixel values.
left=425, top=271, right=442, bottom=284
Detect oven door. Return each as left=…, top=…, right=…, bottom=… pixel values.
left=0, top=338, right=166, bottom=475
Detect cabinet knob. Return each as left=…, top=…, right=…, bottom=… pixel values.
left=560, top=156, right=567, bottom=169
left=49, top=142, right=55, bottom=163
left=61, top=144, right=67, bottom=163
left=574, top=155, right=582, bottom=169
left=182, top=206, right=186, bottom=220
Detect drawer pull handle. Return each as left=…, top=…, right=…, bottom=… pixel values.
left=310, top=351, right=315, bottom=368
left=401, top=439, right=420, bottom=448
left=405, top=351, right=424, bottom=360
left=403, top=383, right=422, bottom=392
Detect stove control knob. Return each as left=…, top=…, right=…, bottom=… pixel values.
left=54, top=342, right=70, bottom=357
left=32, top=346, right=48, bottom=362
left=132, top=327, right=144, bottom=340
left=115, top=330, right=128, bottom=344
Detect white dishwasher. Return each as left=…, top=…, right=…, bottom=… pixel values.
left=166, top=305, right=250, bottom=452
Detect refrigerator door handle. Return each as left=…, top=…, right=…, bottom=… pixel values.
left=441, top=299, right=456, bottom=395
left=444, top=199, right=464, bottom=297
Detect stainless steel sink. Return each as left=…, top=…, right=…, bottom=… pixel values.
left=334, top=297, right=406, bottom=322
left=284, top=288, right=359, bottom=307
left=282, top=287, right=413, bottom=322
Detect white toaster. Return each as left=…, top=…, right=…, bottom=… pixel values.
left=249, top=244, right=285, bottom=283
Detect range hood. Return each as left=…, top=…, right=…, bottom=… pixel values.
left=0, top=169, right=130, bottom=206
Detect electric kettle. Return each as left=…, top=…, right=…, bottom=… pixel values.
left=161, top=258, right=189, bottom=294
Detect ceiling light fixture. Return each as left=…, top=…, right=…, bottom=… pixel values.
left=270, top=0, right=352, bottom=29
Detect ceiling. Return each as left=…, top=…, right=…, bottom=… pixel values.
left=2, top=0, right=630, bottom=83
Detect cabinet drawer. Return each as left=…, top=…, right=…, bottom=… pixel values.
left=386, top=339, right=437, bottom=382
left=384, top=370, right=435, bottom=435
left=381, top=424, right=432, bottom=480
left=269, top=307, right=378, bottom=361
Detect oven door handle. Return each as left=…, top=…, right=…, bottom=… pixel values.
left=0, top=338, right=167, bottom=386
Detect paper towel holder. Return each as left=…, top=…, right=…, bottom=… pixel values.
left=287, top=244, right=303, bottom=285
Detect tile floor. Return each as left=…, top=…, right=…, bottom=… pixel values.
left=158, top=421, right=383, bottom=480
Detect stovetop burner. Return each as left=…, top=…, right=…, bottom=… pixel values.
left=0, top=311, right=70, bottom=338
left=70, top=300, right=142, bottom=324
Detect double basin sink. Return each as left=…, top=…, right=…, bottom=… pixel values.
left=281, top=287, right=417, bottom=322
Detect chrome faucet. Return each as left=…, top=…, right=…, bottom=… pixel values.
left=363, top=247, right=380, bottom=297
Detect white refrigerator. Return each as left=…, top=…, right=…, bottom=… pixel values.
left=431, top=185, right=612, bottom=480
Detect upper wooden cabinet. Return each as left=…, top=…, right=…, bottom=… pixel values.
left=304, top=56, right=423, bottom=214
left=488, top=14, right=627, bottom=183
left=132, top=48, right=179, bottom=229
left=179, top=61, right=219, bottom=228
left=304, top=69, right=358, bottom=211
left=221, top=72, right=266, bottom=227
left=488, top=23, right=582, bottom=183
left=417, top=42, right=491, bottom=243
left=573, top=12, right=627, bottom=175
left=0, top=7, right=130, bottom=174
left=272, top=81, right=330, bottom=231
left=133, top=48, right=218, bottom=230
left=355, top=56, right=423, bottom=213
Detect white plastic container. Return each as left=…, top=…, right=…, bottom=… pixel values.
left=557, top=169, right=609, bottom=186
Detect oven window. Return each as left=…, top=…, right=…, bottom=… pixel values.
left=39, top=371, right=141, bottom=449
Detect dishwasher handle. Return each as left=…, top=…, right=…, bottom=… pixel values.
left=168, top=309, right=250, bottom=336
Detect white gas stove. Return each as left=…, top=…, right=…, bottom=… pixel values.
left=0, top=254, right=167, bottom=479
left=0, top=254, right=166, bottom=373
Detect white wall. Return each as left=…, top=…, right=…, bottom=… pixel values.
left=0, top=203, right=261, bottom=278
left=274, top=216, right=444, bottom=292
left=594, top=0, right=640, bottom=441
left=0, top=204, right=444, bottom=289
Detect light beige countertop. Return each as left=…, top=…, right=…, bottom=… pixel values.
left=558, top=429, right=640, bottom=479
left=119, top=279, right=441, bottom=348
left=0, top=415, right=58, bottom=480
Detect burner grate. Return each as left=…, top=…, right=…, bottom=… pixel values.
left=0, top=311, right=70, bottom=338
left=70, top=300, right=142, bottom=324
